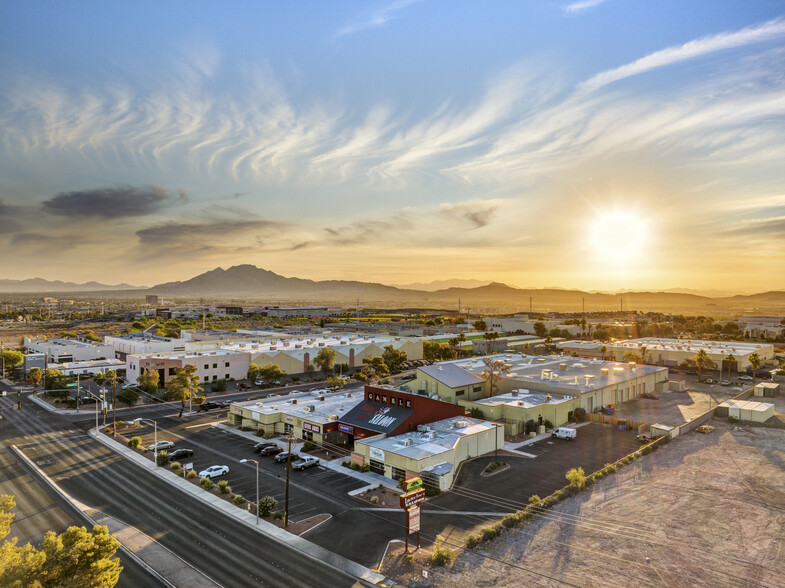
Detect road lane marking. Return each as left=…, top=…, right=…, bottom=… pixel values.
left=185, top=423, right=216, bottom=429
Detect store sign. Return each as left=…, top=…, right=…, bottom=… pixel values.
left=251, top=411, right=260, bottom=421
left=408, top=507, right=420, bottom=533
left=183, top=462, right=193, bottom=471
left=338, top=424, right=354, bottom=434
left=303, top=422, right=320, bottom=433
left=369, top=447, right=385, bottom=461
left=286, top=415, right=293, bottom=422
left=402, top=477, right=422, bottom=492
left=232, top=407, right=243, bottom=415
left=400, top=488, right=426, bottom=509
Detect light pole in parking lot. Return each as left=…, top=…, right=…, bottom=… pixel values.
left=240, top=458, right=259, bottom=526
left=139, top=418, right=158, bottom=467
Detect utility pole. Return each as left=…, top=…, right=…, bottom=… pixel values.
left=529, top=296, right=532, bottom=314
left=112, top=373, right=117, bottom=437
left=284, top=430, right=294, bottom=527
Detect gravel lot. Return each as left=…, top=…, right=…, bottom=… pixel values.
left=401, top=420, right=785, bottom=588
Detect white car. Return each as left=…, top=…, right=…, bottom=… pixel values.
left=739, top=375, right=753, bottom=381
left=148, top=440, right=175, bottom=452
left=199, top=465, right=229, bottom=479
left=552, top=427, right=577, bottom=440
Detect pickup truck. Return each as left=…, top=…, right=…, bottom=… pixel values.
left=292, top=456, right=319, bottom=471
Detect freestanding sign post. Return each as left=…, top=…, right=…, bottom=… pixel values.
left=400, top=487, right=426, bottom=552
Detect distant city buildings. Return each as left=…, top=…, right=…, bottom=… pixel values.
left=737, top=316, right=784, bottom=339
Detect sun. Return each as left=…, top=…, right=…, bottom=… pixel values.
left=587, top=210, right=649, bottom=266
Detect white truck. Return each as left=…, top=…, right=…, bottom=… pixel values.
left=552, top=427, right=577, bottom=441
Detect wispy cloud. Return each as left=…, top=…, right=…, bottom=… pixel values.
left=562, top=0, right=611, bottom=17
left=580, top=17, right=785, bottom=91
left=335, top=0, right=424, bottom=39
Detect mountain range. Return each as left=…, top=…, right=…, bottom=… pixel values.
left=0, top=278, right=144, bottom=293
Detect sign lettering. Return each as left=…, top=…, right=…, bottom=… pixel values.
left=400, top=488, right=426, bottom=509
left=408, top=507, right=420, bottom=533
left=303, top=422, right=320, bottom=433
left=338, top=423, right=354, bottom=434
left=369, top=447, right=385, bottom=461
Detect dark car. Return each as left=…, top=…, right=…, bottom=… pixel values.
left=169, top=448, right=194, bottom=459
left=260, top=445, right=283, bottom=456
left=253, top=441, right=276, bottom=452
left=199, top=402, right=220, bottom=412
left=274, top=451, right=298, bottom=463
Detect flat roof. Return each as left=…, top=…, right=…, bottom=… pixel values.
left=56, top=359, right=126, bottom=369
left=611, top=338, right=771, bottom=356
left=219, top=334, right=413, bottom=354
left=447, top=354, right=666, bottom=394
left=358, top=416, right=498, bottom=460
left=419, top=363, right=485, bottom=388
left=138, top=349, right=248, bottom=360
left=231, top=390, right=363, bottom=424
left=472, top=390, right=574, bottom=408
left=28, top=337, right=109, bottom=349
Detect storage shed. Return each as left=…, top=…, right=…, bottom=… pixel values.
left=753, top=382, right=780, bottom=398
left=716, top=399, right=775, bottom=422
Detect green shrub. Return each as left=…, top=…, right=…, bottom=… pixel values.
left=233, top=495, right=246, bottom=505
left=641, top=445, right=653, bottom=455
left=258, top=496, right=278, bottom=517
left=502, top=514, right=518, bottom=528
left=172, top=468, right=183, bottom=476
left=566, top=467, right=587, bottom=490
left=263, top=432, right=275, bottom=439
left=254, top=428, right=264, bottom=437
left=604, top=463, right=617, bottom=473
left=481, top=526, right=498, bottom=542
left=156, top=451, right=170, bottom=467
left=302, top=441, right=318, bottom=452
left=528, top=494, right=541, bottom=506
left=128, top=436, right=142, bottom=448
left=370, top=496, right=379, bottom=504
left=464, top=534, right=480, bottom=549
left=543, top=419, right=554, bottom=429
left=240, top=426, right=252, bottom=432
left=430, top=535, right=455, bottom=566
left=273, top=511, right=283, bottom=520
left=200, top=477, right=214, bottom=490
left=218, top=480, right=231, bottom=494
left=187, top=470, right=197, bottom=479
left=170, top=461, right=181, bottom=470
left=405, top=554, right=414, bottom=563
left=361, top=464, right=370, bottom=473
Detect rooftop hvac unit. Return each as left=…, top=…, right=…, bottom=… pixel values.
left=425, top=431, right=438, bottom=439
left=304, top=405, right=315, bottom=412
left=453, top=420, right=468, bottom=428
left=559, top=363, right=567, bottom=370
left=328, top=415, right=338, bottom=421
left=290, top=399, right=297, bottom=404
left=318, top=342, right=326, bottom=346
left=295, top=344, right=301, bottom=349
left=318, top=396, right=325, bottom=401
left=573, top=377, right=579, bottom=385
left=541, top=369, right=551, bottom=379
left=545, top=394, right=552, bottom=401
left=518, top=401, right=524, bottom=406
left=511, top=390, right=518, bottom=397
left=600, top=368, right=609, bottom=376
left=270, top=346, right=277, bottom=351
left=402, top=438, right=415, bottom=446
left=550, top=372, right=559, bottom=380
left=417, top=424, right=428, bottom=432
left=345, top=392, right=352, bottom=398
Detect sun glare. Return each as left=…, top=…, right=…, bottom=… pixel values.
left=588, top=210, right=649, bottom=266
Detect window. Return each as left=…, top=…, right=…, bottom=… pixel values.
left=391, top=466, right=406, bottom=481
left=213, top=363, right=217, bottom=369
left=212, top=375, right=218, bottom=381
left=406, top=400, right=411, bottom=408
left=225, top=374, right=230, bottom=379
left=168, top=367, right=176, bottom=376
left=456, top=389, right=465, bottom=396
left=204, top=364, right=209, bottom=369
left=369, top=460, right=385, bottom=475
left=225, top=362, right=230, bottom=368
left=473, top=385, right=482, bottom=393
left=302, top=430, right=313, bottom=442
left=284, top=423, right=293, bottom=434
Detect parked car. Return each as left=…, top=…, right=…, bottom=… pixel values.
left=260, top=445, right=283, bottom=456
left=254, top=441, right=276, bottom=452
left=552, top=427, right=576, bottom=441
left=275, top=451, right=298, bottom=463
left=169, top=448, right=194, bottom=459
left=147, top=440, right=175, bottom=452
left=704, top=378, right=714, bottom=384
left=199, top=465, right=229, bottom=479
left=721, top=380, right=731, bottom=386
left=739, top=375, right=753, bottom=381
left=292, top=456, right=319, bottom=470
left=199, top=402, right=220, bottom=411
left=239, top=382, right=252, bottom=390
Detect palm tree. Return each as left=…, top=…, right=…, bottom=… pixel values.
left=724, top=353, right=735, bottom=381
left=600, top=346, right=607, bottom=361
left=580, top=318, right=587, bottom=338
left=694, top=349, right=709, bottom=382
left=640, top=346, right=648, bottom=365
left=748, top=352, right=762, bottom=385
left=448, top=338, right=460, bottom=360
left=457, top=333, right=467, bottom=358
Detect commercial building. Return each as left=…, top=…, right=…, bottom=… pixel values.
left=483, top=315, right=580, bottom=336
left=464, top=390, right=576, bottom=434
left=558, top=340, right=606, bottom=359
left=352, top=416, right=504, bottom=491
left=126, top=349, right=251, bottom=385
left=412, top=354, right=668, bottom=413
left=54, top=358, right=126, bottom=377
left=104, top=333, right=187, bottom=360
left=24, top=337, right=114, bottom=363
left=605, top=338, right=775, bottom=371
left=737, top=316, right=784, bottom=339
left=218, top=335, right=423, bottom=375
left=248, top=306, right=342, bottom=318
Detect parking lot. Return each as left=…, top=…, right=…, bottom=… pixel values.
left=428, top=422, right=642, bottom=513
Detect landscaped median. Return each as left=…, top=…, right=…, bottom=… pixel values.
left=90, top=426, right=386, bottom=585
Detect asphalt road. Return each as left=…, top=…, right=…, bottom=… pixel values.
left=0, top=389, right=367, bottom=587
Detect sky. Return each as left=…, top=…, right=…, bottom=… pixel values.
left=1, top=0, right=784, bottom=292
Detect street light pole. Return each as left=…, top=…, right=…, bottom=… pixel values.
left=241, top=459, right=259, bottom=525
left=285, top=430, right=294, bottom=528
left=140, top=419, right=158, bottom=467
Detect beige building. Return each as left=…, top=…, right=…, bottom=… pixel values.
left=126, top=349, right=251, bottom=385
left=462, top=390, right=577, bottom=434
left=605, top=338, right=775, bottom=371
left=353, top=416, right=504, bottom=491
left=411, top=354, right=668, bottom=414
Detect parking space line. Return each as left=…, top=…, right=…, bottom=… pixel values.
left=185, top=423, right=216, bottom=429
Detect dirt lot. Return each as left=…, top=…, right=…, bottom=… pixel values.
left=392, top=421, right=785, bottom=587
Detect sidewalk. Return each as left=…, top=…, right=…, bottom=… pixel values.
left=91, top=428, right=386, bottom=585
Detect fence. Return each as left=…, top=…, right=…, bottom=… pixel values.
left=585, top=412, right=645, bottom=431
left=677, top=387, right=753, bottom=436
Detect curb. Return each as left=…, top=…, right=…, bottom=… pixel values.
left=91, top=428, right=386, bottom=585
left=9, top=444, right=177, bottom=588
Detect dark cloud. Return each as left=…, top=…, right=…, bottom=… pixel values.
left=10, top=232, right=92, bottom=249
left=136, top=219, right=284, bottom=245
left=439, top=201, right=499, bottom=228
left=42, top=185, right=183, bottom=218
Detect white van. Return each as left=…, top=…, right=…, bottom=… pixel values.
left=552, top=427, right=577, bottom=440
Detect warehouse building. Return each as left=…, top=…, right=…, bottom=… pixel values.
left=24, top=337, right=114, bottom=363
left=104, top=332, right=187, bottom=360
left=464, top=390, right=577, bottom=434
left=605, top=338, right=774, bottom=371
left=412, top=354, right=668, bottom=413
left=352, top=416, right=504, bottom=491
left=126, top=349, right=250, bottom=385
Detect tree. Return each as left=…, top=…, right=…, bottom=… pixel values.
left=28, top=367, right=43, bottom=388
left=483, top=331, right=500, bottom=341
left=325, top=375, right=346, bottom=389
left=1, top=349, right=23, bottom=370
left=1, top=494, right=121, bottom=587
left=622, top=352, right=642, bottom=364
left=137, top=369, right=160, bottom=394
left=480, top=357, right=511, bottom=398
left=566, top=467, right=587, bottom=490
left=448, top=338, right=460, bottom=359
left=748, top=352, right=762, bottom=384
left=117, top=387, right=139, bottom=408
left=724, top=354, right=736, bottom=381
left=93, top=372, right=106, bottom=386
left=580, top=318, right=587, bottom=337
left=600, top=346, right=607, bottom=361
left=694, top=349, right=709, bottom=382
left=423, top=341, right=453, bottom=362
left=258, top=496, right=278, bottom=517
left=533, top=322, right=547, bottom=338
left=247, top=363, right=261, bottom=382
left=473, top=320, right=487, bottom=331
left=255, top=363, right=285, bottom=385
left=165, top=365, right=205, bottom=418
left=313, top=348, right=337, bottom=377
left=382, top=345, right=407, bottom=373
left=639, top=346, right=648, bottom=365
left=360, top=357, right=389, bottom=383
